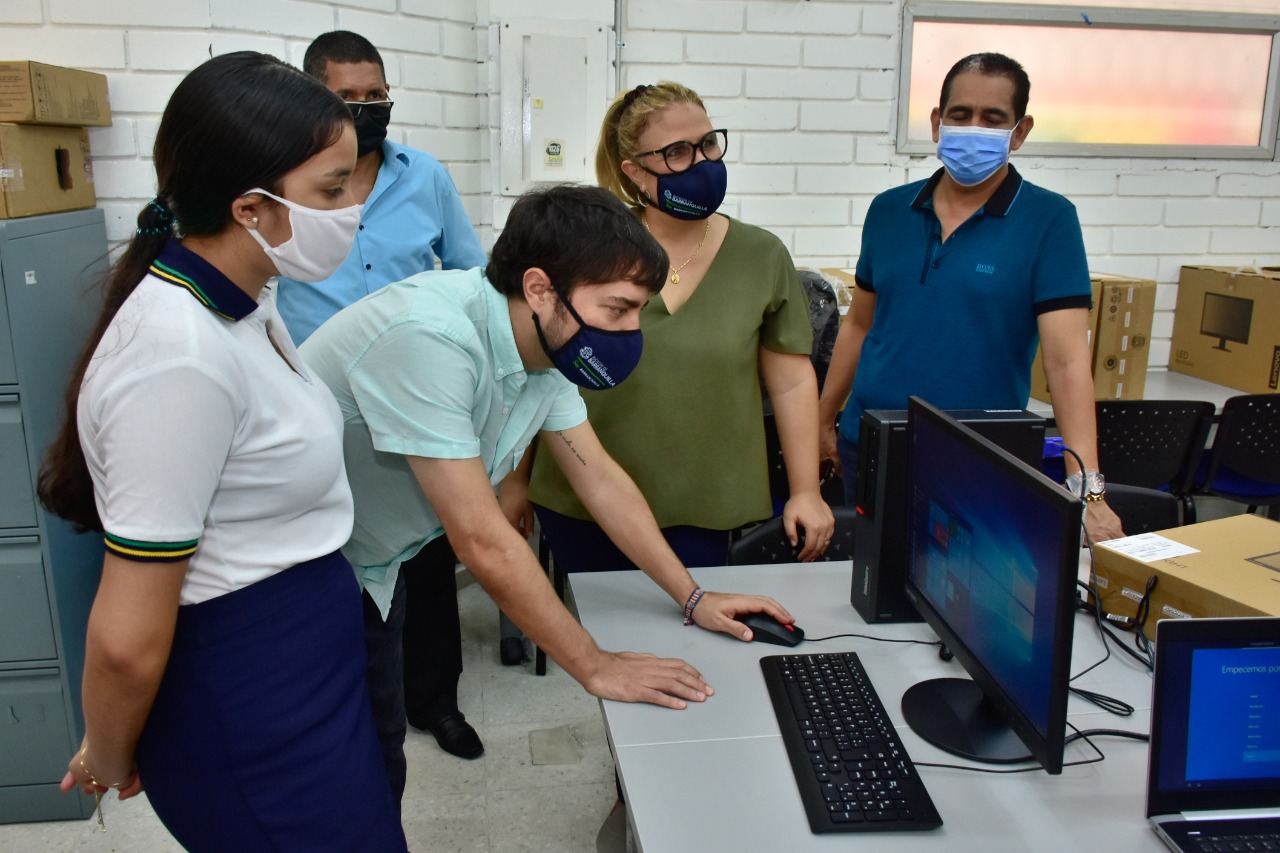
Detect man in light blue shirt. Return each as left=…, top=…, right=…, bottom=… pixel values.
left=279, top=31, right=490, bottom=770
left=277, top=31, right=486, bottom=346
left=301, top=185, right=796, bottom=808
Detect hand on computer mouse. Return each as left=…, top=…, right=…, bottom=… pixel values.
left=735, top=613, right=805, bottom=647
left=685, top=592, right=794, bottom=641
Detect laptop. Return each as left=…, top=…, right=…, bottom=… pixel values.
left=1146, top=616, right=1280, bottom=852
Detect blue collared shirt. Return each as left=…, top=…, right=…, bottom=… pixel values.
left=838, top=165, right=1092, bottom=443
left=276, top=140, right=488, bottom=345
left=299, top=268, right=588, bottom=618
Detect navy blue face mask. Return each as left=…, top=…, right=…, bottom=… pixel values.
left=533, top=288, right=644, bottom=390
left=647, top=159, right=727, bottom=221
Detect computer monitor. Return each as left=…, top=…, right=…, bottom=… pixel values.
left=1200, top=291, right=1253, bottom=352
left=901, top=397, right=1082, bottom=775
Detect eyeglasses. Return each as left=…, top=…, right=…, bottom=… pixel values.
left=633, top=129, right=728, bottom=174
left=344, top=99, right=394, bottom=118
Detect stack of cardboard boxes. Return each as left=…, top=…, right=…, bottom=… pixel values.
left=0, top=60, right=110, bottom=219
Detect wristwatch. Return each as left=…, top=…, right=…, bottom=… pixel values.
left=1064, top=470, right=1107, bottom=502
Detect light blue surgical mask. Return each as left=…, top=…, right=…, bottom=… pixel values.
left=936, top=123, right=1018, bottom=187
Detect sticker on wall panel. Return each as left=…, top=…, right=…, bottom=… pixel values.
left=543, top=139, right=565, bottom=171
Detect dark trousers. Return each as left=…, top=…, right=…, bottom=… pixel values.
left=401, top=535, right=464, bottom=724
left=837, top=434, right=860, bottom=508
left=362, top=569, right=407, bottom=809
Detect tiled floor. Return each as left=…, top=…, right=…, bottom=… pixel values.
left=0, top=579, right=623, bottom=853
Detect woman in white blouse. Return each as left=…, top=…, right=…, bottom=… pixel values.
left=38, top=52, right=406, bottom=852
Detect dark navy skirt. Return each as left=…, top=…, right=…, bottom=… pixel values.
left=134, top=551, right=407, bottom=852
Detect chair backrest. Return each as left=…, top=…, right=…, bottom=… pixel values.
left=727, top=505, right=856, bottom=566
left=1095, top=399, right=1215, bottom=491
left=796, top=269, right=839, bottom=391
left=1202, top=394, right=1280, bottom=487
left=1103, top=483, right=1182, bottom=535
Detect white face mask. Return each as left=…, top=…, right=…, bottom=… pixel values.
left=243, top=188, right=362, bottom=282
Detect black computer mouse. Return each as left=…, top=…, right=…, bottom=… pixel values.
left=737, top=613, right=805, bottom=647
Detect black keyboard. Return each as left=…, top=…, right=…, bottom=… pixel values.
left=761, top=652, right=943, bottom=833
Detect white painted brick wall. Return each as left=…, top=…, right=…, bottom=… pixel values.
left=712, top=100, right=797, bottom=132
left=12, top=0, right=1280, bottom=373
left=5, top=0, right=42, bottom=23
left=0, top=28, right=126, bottom=69
left=802, top=36, right=895, bottom=70
left=51, top=0, right=210, bottom=27
left=628, top=1, right=744, bottom=32
left=745, top=2, right=860, bottom=35
left=686, top=34, right=801, bottom=67
left=209, top=0, right=332, bottom=37
left=625, top=65, right=743, bottom=97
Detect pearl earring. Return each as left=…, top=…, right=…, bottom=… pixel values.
left=250, top=216, right=259, bottom=225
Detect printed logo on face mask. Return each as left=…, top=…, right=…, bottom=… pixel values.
left=573, top=345, right=616, bottom=387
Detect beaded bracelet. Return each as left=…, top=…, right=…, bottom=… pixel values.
left=682, top=587, right=706, bottom=626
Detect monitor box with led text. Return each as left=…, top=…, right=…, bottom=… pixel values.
left=851, top=407, right=1046, bottom=624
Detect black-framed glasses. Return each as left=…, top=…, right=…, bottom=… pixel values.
left=633, top=129, right=728, bottom=174
left=344, top=99, right=394, bottom=118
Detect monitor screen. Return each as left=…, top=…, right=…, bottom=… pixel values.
left=1200, top=291, right=1254, bottom=351
left=902, top=397, right=1082, bottom=774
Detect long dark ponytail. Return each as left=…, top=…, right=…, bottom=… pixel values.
left=37, top=51, right=352, bottom=531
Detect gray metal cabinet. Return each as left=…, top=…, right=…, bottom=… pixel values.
left=0, top=209, right=107, bottom=823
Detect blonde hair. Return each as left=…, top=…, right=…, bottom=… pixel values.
left=596, top=81, right=707, bottom=207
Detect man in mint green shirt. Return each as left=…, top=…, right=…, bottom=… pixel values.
left=301, top=185, right=795, bottom=805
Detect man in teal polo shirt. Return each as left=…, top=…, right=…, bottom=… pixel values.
left=819, top=52, right=1123, bottom=543
left=301, top=184, right=795, bottom=806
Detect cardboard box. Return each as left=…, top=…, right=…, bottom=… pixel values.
left=0, top=61, right=111, bottom=126
left=1031, top=275, right=1158, bottom=403
left=1168, top=265, right=1280, bottom=394
left=0, top=124, right=95, bottom=218
left=1092, top=514, right=1280, bottom=628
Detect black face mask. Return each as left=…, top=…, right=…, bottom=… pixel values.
left=353, top=103, right=392, bottom=157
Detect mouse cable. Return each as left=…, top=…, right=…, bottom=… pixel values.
left=914, top=723, right=1111, bottom=775
left=1066, top=727, right=1149, bottom=744
left=804, top=633, right=943, bottom=650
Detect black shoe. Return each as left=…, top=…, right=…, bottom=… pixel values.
left=414, top=712, right=484, bottom=760
left=500, top=636, right=528, bottom=666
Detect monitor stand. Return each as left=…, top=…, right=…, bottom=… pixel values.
left=901, top=678, right=1033, bottom=765
left=1212, top=338, right=1233, bottom=351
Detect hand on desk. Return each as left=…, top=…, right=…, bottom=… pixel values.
left=583, top=650, right=713, bottom=709
left=692, top=592, right=794, bottom=642
left=1085, top=499, right=1124, bottom=544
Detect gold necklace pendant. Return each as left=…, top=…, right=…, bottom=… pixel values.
left=645, top=216, right=710, bottom=287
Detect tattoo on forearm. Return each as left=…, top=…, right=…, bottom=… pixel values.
left=557, top=431, right=587, bottom=466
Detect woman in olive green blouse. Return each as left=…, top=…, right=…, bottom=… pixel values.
left=526, top=81, right=834, bottom=571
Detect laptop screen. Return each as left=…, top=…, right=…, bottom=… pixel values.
left=1146, top=617, right=1280, bottom=818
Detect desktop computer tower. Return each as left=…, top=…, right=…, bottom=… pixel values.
left=851, top=408, right=1047, bottom=623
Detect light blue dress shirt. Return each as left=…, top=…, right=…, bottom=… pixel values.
left=299, top=268, right=588, bottom=618
left=277, top=140, right=488, bottom=345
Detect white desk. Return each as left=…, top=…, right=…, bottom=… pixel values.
left=1026, top=369, right=1239, bottom=417
left=571, top=563, right=1160, bottom=853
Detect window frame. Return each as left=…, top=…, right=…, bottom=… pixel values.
left=898, top=1, right=1280, bottom=159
